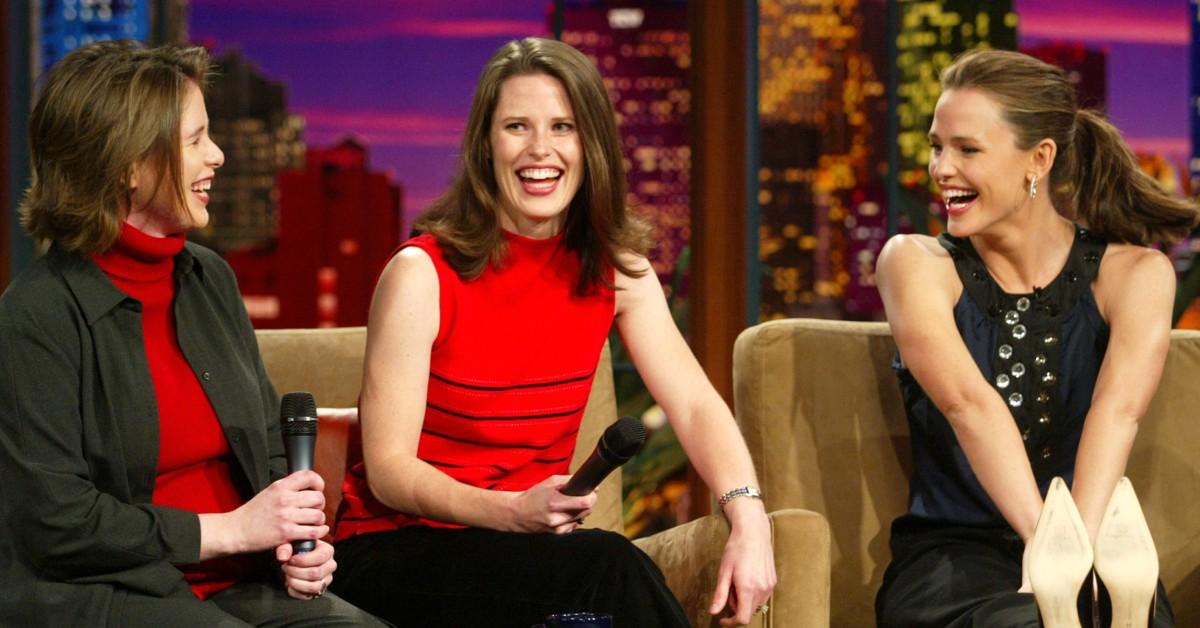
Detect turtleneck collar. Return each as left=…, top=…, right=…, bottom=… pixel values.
left=502, top=227, right=564, bottom=248
left=92, top=222, right=186, bottom=283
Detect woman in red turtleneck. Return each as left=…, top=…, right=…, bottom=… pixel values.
left=0, top=42, right=385, bottom=627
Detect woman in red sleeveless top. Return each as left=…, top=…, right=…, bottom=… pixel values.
left=330, top=38, right=776, bottom=627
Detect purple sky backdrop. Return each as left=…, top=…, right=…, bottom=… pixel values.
left=189, top=0, right=1194, bottom=228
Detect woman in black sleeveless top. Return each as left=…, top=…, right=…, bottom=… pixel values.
left=874, top=49, right=1199, bottom=627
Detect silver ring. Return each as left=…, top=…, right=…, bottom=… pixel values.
left=757, top=603, right=769, bottom=614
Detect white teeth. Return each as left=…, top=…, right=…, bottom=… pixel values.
left=519, top=168, right=560, bottom=181
left=191, top=181, right=211, bottom=193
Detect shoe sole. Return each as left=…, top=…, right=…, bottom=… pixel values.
left=1094, top=477, right=1158, bottom=628
left=1028, top=477, right=1092, bottom=628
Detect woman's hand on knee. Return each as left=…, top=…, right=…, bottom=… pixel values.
left=504, top=474, right=596, bottom=534
left=210, top=470, right=328, bottom=556
left=277, top=539, right=336, bottom=600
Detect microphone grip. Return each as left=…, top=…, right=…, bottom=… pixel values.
left=560, top=449, right=615, bottom=496
left=284, top=433, right=316, bottom=553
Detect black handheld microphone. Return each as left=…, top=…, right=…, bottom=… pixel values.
left=280, top=391, right=319, bottom=554
left=560, top=416, right=646, bottom=496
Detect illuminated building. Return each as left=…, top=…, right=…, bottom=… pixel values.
left=894, top=0, right=1017, bottom=231
left=1192, top=0, right=1200, bottom=194
left=554, top=2, right=691, bottom=283
left=1021, top=43, right=1106, bottom=111
left=34, top=0, right=188, bottom=74
left=35, top=0, right=149, bottom=74
left=230, top=139, right=403, bottom=329
left=757, top=0, right=889, bottom=319
left=197, top=49, right=305, bottom=253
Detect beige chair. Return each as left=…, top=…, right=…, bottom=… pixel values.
left=733, top=318, right=1200, bottom=627
left=256, top=327, right=832, bottom=627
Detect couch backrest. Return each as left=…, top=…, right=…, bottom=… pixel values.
left=733, top=318, right=1200, bottom=627
left=254, top=327, right=624, bottom=535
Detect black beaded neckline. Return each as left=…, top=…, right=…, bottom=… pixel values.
left=938, top=226, right=1106, bottom=480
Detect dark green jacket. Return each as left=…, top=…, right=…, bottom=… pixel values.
left=0, top=241, right=285, bottom=625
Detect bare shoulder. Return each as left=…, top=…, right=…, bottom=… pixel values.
left=1099, top=243, right=1172, bottom=278
left=369, top=246, right=440, bottom=332
left=1095, top=243, right=1175, bottom=306
left=613, top=249, right=655, bottom=290
left=877, top=233, right=956, bottom=288
left=378, top=246, right=437, bottom=291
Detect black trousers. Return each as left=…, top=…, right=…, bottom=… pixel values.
left=331, top=527, right=690, bottom=628
left=113, top=580, right=390, bottom=628
left=876, top=518, right=1174, bottom=628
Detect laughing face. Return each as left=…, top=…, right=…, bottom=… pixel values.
left=489, top=72, right=583, bottom=237
left=128, top=79, right=223, bottom=236
left=928, top=87, right=1039, bottom=238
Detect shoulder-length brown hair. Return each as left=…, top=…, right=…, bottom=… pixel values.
left=941, top=49, right=1198, bottom=245
left=20, top=41, right=212, bottom=254
left=416, top=37, right=650, bottom=294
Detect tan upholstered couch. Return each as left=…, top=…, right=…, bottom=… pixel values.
left=255, top=327, right=832, bottom=628
left=733, top=318, right=1200, bottom=627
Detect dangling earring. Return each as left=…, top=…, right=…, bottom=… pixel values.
left=1029, top=175, right=1039, bottom=199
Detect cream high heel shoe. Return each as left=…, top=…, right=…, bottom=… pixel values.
left=1028, top=477, right=1093, bottom=628
left=1094, top=477, right=1158, bottom=628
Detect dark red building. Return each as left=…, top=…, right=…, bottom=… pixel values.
left=229, top=138, right=403, bottom=328
left=1021, top=42, right=1108, bottom=111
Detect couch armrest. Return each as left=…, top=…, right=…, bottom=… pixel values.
left=633, top=508, right=830, bottom=628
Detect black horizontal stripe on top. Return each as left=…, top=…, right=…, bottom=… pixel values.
left=426, top=402, right=586, bottom=422
left=421, top=427, right=579, bottom=450
left=429, top=370, right=594, bottom=391
left=424, top=458, right=510, bottom=474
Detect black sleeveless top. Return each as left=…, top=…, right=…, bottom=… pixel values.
left=894, top=226, right=1109, bottom=527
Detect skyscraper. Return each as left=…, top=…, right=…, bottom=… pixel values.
left=35, top=0, right=150, bottom=75
left=198, top=49, right=305, bottom=253
left=555, top=2, right=691, bottom=283
left=1021, top=42, right=1106, bottom=111
left=894, top=0, right=1017, bottom=232
left=1191, top=0, right=1200, bottom=194
left=757, top=0, right=889, bottom=319
left=33, top=0, right=188, bottom=75
left=231, top=139, right=403, bottom=329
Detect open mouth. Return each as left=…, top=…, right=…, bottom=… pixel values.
left=190, top=178, right=213, bottom=204
left=942, top=188, right=978, bottom=214
left=517, top=167, right=562, bottom=196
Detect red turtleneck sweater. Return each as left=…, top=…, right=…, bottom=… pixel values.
left=92, top=223, right=251, bottom=599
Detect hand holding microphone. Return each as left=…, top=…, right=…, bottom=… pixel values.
left=560, top=416, right=646, bottom=496
left=281, top=391, right=320, bottom=553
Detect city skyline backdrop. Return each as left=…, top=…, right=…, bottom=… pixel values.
left=188, top=0, right=1195, bottom=229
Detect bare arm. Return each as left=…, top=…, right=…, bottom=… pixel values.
left=1072, top=247, right=1174, bottom=540
left=358, top=248, right=594, bottom=532
left=614, top=253, right=775, bottom=626
left=878, top=234, right=1044, bottom=540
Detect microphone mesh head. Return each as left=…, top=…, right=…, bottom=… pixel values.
left=602, top=416, right=647, bottom=460
left=280, top=392, right=317, bottom=419
left=280, top=392, right=318, bottom=436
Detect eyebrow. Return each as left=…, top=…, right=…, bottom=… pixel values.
left=184, top=124, right=206, bottom=138
left=927, top=132, right=979, bottom=143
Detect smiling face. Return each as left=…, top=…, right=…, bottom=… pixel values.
left=928, top=87, right=1039, bottom=238
left=489, top=72, right=583, bottom=237
left=127, top=79, right=223, bottom=236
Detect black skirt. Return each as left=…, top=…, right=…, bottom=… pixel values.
left=876, top=516, right=1175, bottom=628
left=331, top=526, right=690, bottom=628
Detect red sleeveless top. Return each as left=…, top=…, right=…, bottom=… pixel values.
left=334, top=231, right=616, bottom=539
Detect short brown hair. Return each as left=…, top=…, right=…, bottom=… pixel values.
left=20, top=41, right=212, bottom=253
left=416, top=37, right=650, bottom=294
left=941, top=49, right=1198, bottom=245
